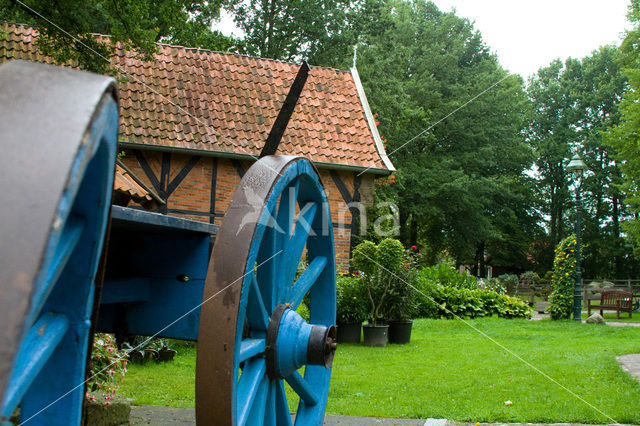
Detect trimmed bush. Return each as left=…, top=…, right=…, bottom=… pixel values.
left=418, top=263, right=478, bottom=290
left=415, top=280, right=531, bottom=319
left=336, top=275, right=368, bottom=324
left=548, top=234, right=578, bottom=320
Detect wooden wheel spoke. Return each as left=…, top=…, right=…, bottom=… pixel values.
left=287, top=256, right=327, bottom=309
left=246, top=274, right=269, bottom=330
left=276, top=180, right=299, bottom=246
left=32, top=214, right=86, bottom=315
left=284, top=371, right=318, bottom=406
left=238, top=338, right=266, bottom=363
left=257, top=225, right=280, bottom=311
left=237, top=358, right=267, bottom=426
left=264, top=381, right=277, bottom=426
left=275, top=380, right=293, bottom=426
left=247, top=375, right=269, bottom=426
left=283, top=203, right=317, bottom=286
left=2, top=313, right=69, bottom=415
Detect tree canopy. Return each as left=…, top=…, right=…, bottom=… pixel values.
left=0, top=0, right=237, bottom=73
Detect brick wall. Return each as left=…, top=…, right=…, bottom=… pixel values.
left=121, top=149, right=375, bottom=272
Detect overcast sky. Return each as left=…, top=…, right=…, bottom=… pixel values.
left=216, top=1, right=631, bottom=78
left=432, top=0, right=630, bottom=78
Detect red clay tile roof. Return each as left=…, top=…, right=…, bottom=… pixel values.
left=0, top=22, right=394, bottom=173
left=114, top=160, right=164, bottom=210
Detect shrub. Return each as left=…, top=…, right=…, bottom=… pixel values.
left=497, top=274, right=519, bottom=294
left=87, top=334, right=127, bottom=404
left=352, top=238, right=406, bottom=324
left=419, top=263, right=478, bottom=290
left=548, top=235, right=578, bottom=320
left=520, top=271, right=541, bottom=287
left=415, top=277, right=531, bottom=319
left=336, top=275, right=368, bottom=324
left=477, top=277, right=506, bottom=294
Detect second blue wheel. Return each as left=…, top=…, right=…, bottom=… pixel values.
left=196, top=156, right=337, bottom=425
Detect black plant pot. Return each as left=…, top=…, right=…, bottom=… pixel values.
left=362, top=324, right=389, bottom=347
left=336, top=322, right=362, bottom=343
left=158, top=348, right=177, bottom=362
left=388, top=320, right=413, bottom=344
left=127, top=349, right=144, bottom=365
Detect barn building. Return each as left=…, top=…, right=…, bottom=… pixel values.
left=0, top=22, right=395, bottom=269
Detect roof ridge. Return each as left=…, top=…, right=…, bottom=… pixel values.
left=0, top=22, right=350, bottom=75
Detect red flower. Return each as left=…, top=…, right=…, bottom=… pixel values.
left=403, top=264, right=410, bottom=269
left=353, top=270, right=359, bottom=275
left=417, top=253, right=423, bottom=258
left=411, top=245, right=417, bottom=251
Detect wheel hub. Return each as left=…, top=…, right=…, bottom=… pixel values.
left=265, top=304, right=337, bottom=380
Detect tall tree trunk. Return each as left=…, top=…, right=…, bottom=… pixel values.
left=612, top=194, right=623, bottom=277
left=475, top=241, right=486, bottom=277
left=410, top=218, right=418, bottom=247
left=399, top=209, right=410, bottom=246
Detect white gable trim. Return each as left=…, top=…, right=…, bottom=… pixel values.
left=350, top=66, right=395, bottom=172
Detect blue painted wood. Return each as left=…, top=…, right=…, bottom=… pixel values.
left=237, top=358, right=266, bottom=426
left=1, top=313, right=70, bottom=417
left=111, top=205, right=218, bottom=235
left=227, top=157, right=336, bottom=425
left=285, top=371, right=318, bottom=406
left=239, top=339, right=266, bottom=363
left=99, top=278, right=151, bottom=304
left=287, top=256, right=327, bottom=309
left=98, top=215, right=211, bottom=340
left=10, top=91, right=118, bottom=425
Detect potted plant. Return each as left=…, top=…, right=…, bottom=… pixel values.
left=386, top=247, right=419, bottom=344
left=156, top=339, right=177, bottom=362
left=336, top=275, right=368, bottom=343
left=352, top=238, right=405, bottom=347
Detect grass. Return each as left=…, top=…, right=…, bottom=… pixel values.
left=581, top=310, right=640, bottom=322
left=119, top=318, right=640, bottom=424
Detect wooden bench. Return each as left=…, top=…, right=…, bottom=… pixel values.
left=587, top=289, right=633, bottom=319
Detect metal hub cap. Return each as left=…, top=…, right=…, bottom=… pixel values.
left=265, top=304, right=337, bottom=381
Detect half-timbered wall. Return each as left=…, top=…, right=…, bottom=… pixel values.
left=121, top=149, right=374, bottom=271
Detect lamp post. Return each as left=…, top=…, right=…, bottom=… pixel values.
left=566, top=154, right=587, bottom=321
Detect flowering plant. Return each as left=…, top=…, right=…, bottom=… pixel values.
left=86, top=333, right=127, bottom=405
left=548, top=235, right=578, bottom=320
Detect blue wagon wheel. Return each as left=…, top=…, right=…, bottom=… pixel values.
left=197, top=155, right=337, bottom=425
left=0, top=61, right=117, bottom=424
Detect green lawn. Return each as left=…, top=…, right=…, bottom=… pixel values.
left=119, top=318, right=640, bottom=424
left=581, top=310, right=640, bottom=322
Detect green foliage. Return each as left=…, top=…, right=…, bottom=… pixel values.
left=527, top=46, right=634, bottom=277
left=497, top=273, right=519, bottom=294
left=548, top=235, right=578, bottom=320
left=519, top=271, right=540, bottom=287
left=88, top=333, right=127, bottom=403
left=351, top=238, right=408, bottom=323
left=476, top=277, right=506, bottom=294
left=418, top=263, right=478, bottom=290
left=352, top=0, right=536, bottom=270
left=415, top=279, right=530, bottom=319
left=0, top=0, right=236, bottom=73
left=232, top=0, right=361, bottom=66
left=336, top=276, right=368, bottom=324
left=605, top=0, right=640, bottom=263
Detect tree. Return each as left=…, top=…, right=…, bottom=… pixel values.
left=526, top=45, right=634, bottom=278
left=232, top=0, right=366, bottom=67
left=0, top=0, right=237, bottom=73
left=606, top=0, right=640, bottom=261
left=355, top=0, right=536, bottom=272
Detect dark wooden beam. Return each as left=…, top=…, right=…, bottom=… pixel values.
left=260, top=61, right=311, bottom=158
